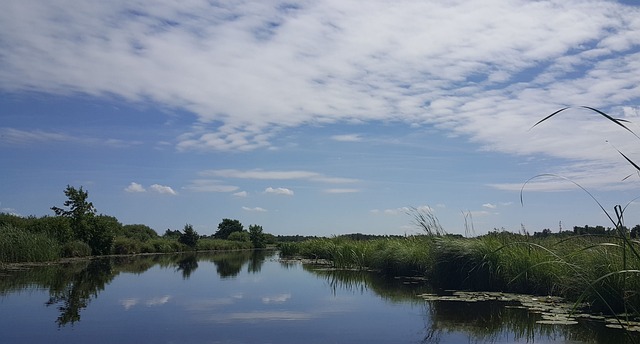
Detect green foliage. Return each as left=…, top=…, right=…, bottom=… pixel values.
left=85, top=215, right=117, bottom=255
left=28, top=216, right=73, bottom=243
left=51, top=185, right=96, bottom=241
left=50, top=186, right=115, bottom=255
left=61, top=240, right=92, bottom=258
left=0, top=224, right=60, bottom=263
left=118, top=224, right=158, bottom=242
left=228, top=230, right=250, bottom=242
left=179, top=224, right=199, bottom=248
left=163, top=229, right=182, bottom=238
left=196, top=238, right=253, bottom=251
left=214, top=218, right=243, bottom=239
left=281, top=233, right=640, bottom=315
left=249, top=224, right=266, bottom=248
left=112, top=237, right=142, bottom=255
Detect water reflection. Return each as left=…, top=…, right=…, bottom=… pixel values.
left=0, top=250, right=272, bottom=327
left=2, top=252, right=639, bottom=343
left=302, top=265, right=640, bottom=344
left=45, top=259, right=114, bottom=326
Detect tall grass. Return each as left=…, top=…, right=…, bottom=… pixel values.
left=0, top=224, right=60, bottom=263
left=280, top=232, right=640, bottom=314
left=526, top=106, right=640, bottom=317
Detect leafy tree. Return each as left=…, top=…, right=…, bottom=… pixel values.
left=87, top=215, right=118, bottom=255
left=51, top=185, right=114, bottom=255
left=214, top=218, right=243, bottom=239
left=632, top=225, right=640, bottom=239
left=163, top=229, right=181, bottom=238
left=119, top=224, right=158, bottom=242
left=249, top=224, right=266, bottom=248
left=228, top=231, right=250, bottom=242
left=51, top=186, right=96, bottom=242
left=179, top=224, right=199, bottom=248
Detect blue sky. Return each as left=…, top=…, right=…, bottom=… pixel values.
left=2, top=0, right=640, bottom=236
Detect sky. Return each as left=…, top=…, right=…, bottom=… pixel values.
left=2, top=0, right=640, bottom=237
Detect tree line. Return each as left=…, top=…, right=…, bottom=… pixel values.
left=0, top=185, right=275, bottom=263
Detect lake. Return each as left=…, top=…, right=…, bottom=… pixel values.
left=0, top=250, right=637, bottom=343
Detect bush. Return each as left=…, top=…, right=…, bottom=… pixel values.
left=112, top=237, right=142, bottom=255
left=61, top=240, right=92, bottom=258
left=228, top=231, right=250, bottom=242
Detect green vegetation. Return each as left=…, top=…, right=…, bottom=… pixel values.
left=280, top=232, right=640, bottom=314
left=0, top=187, right=274, bottom=265
left=280, top=107, right=640, bottom=319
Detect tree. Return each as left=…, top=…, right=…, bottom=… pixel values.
left=119, top=224, right=158, bottom=242
left=249, top=224, right=266, bottom=248
left=51, top=185, right=96, bottom=242
left=228, top=231, right=250, bottom=242
left=179, top=224, right=199, bottom=249
left=214, top=219, right=243, bottom=239
left=52, top=185, right=114, bottom=255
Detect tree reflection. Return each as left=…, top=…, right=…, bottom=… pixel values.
left=1, top=250, right=274, bottom=327
left=176, top=254, right=198, bottom=279
left=45, top=259, right=115, bottom=327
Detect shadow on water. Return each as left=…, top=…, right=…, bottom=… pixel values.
left=302, top=264, right=640, bottom=344
left=0, top=250, right=273, bottom=327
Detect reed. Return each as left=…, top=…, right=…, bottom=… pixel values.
left=280, top=232, right=640, bottom=315
left=0, top=224, right=60, bottom=262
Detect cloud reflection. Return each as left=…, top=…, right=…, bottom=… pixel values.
left=262, top=293, right=291, bottom=304
left=119, top=295, right=171, bottom=310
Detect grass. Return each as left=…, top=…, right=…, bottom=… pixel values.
left=280, top=106, right=640, bottom=319
left=0, top=224, right=60, bottom=263
left=280, top=232, right=640, bottom=315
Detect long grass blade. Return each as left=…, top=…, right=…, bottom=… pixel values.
left=530, top=106, right=640, bottom=140
left=520, top=173, right=617, bottom=227
left=529, top=107, right=570, bottom=130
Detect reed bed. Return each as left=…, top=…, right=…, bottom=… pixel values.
left=280, top=233, right=640, bottom=315
left=0, top=224, right=60, bottom=263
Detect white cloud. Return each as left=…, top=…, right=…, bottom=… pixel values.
left=201, top=169, right=358, bottom=184
left=323, top=188, right=360, bottom=194
left=233, top=191, right=248, bottom=197
left=264, top=187, right=294, bottom=196
left=372, top=205, right=433, bottom=216
left=242, top=206, right=267, bottom=212
left=331, top=134, right=362, bottom=142
left=482, top=203, right=497, bottom=209
left=0, top=128, right=141, bottom=147
left=124, top=182, right=146, bottom=193
left=1, top=1, right=640, bottom=190
left=149, top=184, right=177, bottom=195
left=183, top=180, right=239, bottom=193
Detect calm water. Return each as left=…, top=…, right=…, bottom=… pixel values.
left=0, top=251, right=637, bottom=343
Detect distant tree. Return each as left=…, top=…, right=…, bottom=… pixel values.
left=179, top=224, right=199, bottom=248
left=249, top=224, right=266, bottom=248
left=163, top=229, right=181, bottom=238
left=120, top=224, right=158, bottom=242
left=51, top=185, right=96, bottom=242
left=214, top=219, right=243, bottom=239
left=51, top=185, right=114, bottom=255
left=87, top=215, right=118, bottom=255
left=228, top=231, right=250, bottom=242
left=632, top=225, right=640, bottom=239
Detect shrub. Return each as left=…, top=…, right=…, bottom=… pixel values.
left=112, top=237, right=142, bottom=255
left=61, top=240, right=92, bottom=258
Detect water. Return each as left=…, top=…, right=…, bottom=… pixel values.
left=0, top=251, right=637, bottom=343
